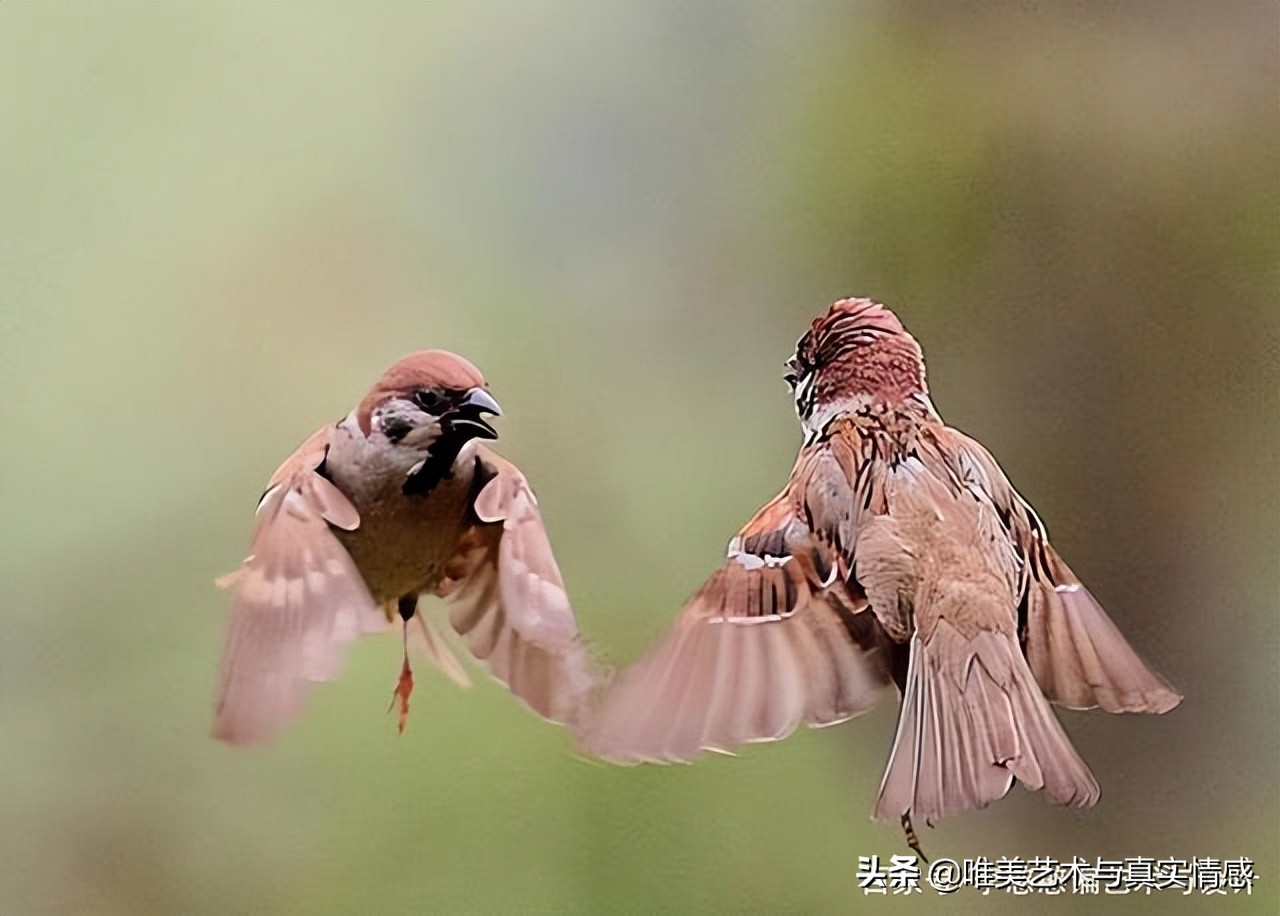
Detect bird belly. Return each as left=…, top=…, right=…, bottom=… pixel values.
left=323, top=416, right=478, bottom=605
left=332, top=469, right=474, bottom=606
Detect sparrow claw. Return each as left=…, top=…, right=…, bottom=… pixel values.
left=901, top=813, right=929, bottom=863
left=388, top=654, right=414, bottom=735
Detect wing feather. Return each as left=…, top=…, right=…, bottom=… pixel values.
left=212, top=428, right=386, bottom=745
left=1026, top=546, right=1181, bottom=713
left=575, top=488, right=892, bottom=764
left=936, top=428, right=1181, bottom=714
left=436, top=447, right=598, bottom=726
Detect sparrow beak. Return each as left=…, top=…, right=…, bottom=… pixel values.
left=451, top=387, right=502, bottom=439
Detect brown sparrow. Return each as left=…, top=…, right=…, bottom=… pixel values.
left=213, top=350, right=595, bottom=745
left=576, top=298, right=1180, bottom=855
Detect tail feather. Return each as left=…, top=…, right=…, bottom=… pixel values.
left=873, top=622, right=1099, bottom=823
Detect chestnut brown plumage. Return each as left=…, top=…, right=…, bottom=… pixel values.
left=575, top=298, right=1180, bottom=850
left=213, top=350, right=595, bottom=745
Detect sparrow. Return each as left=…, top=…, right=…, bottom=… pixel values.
left=575, top=298, right=1181, bottom=856
left=213, top=349, right=595, bottom=745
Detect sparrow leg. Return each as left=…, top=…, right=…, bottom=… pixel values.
left=388, top=594, right=417, bottom=734
left=901, top=813, right=928, bottom=863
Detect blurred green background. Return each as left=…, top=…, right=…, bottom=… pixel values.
left=2, top=3, right=1276, bottom=914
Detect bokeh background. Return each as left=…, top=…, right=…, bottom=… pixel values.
left=2, top=3, right=1276, bottom=914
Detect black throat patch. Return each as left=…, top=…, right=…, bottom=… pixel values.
left=401, top=423, right=476, bottom=496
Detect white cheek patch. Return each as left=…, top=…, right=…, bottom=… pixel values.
left=795, top=374, right=815, bottom=416
left=373, top=400, right=442, bottom=443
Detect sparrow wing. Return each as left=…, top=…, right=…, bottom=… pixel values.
left=934, top=427, right=1181, bottom=714
left=212, top=426, right=387, bottom=745
left=1023, top=544, right=1181, bottom=712
left=434, top=447, right=598, bottom=726
left=576, top=484, right=893, bottom=765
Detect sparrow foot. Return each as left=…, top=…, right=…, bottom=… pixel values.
left=389, top=655, right=414, bottom=734
left=901, top=813, right=928, bottom=863
left=388, top=618, right=415, bottom=734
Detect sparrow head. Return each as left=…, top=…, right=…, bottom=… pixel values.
left=785, top=298, right=927, bottom=434
left=356, top=349, right=502, bottom=450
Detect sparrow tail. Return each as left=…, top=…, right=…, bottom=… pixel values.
left=873, top=621, right=1099, bottom=824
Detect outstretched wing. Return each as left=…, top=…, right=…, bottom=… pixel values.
left=1023, top=544, right=1181, bottom=713
left=933, top=426, right=1181, bottom=714
left=435, top=446, right=598, bottom=726
left=212, top=427, right=387, bottom=745
left=576, top=481, right=893, bottom=765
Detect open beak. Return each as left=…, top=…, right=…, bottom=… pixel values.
left=450, top=387, right=502, bottom=440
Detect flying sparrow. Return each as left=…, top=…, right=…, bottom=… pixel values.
left=576, top=298, right=1180, bottom=855
left=213, top=349, right=595, bottom=745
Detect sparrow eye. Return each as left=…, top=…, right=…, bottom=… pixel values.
left=413, top=388, right=447, bottom=413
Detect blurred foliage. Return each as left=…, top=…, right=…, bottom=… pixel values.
left=1, top=3, right=1276, bottom=914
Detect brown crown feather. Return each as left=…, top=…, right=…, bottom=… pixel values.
left=794, top=298, right=927, bottom=406
left=356, top=349, right=488, bottom=435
